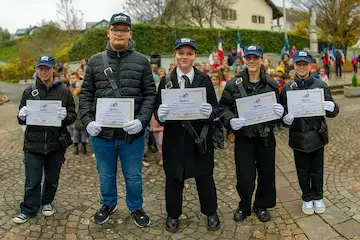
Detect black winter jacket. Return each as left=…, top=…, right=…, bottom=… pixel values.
left=18, top=78, right=76, bottom=154
left=79, top=41, right=156, bottom=140
left=279, top=75, right=339, bottom=152
left=219, top=69, right=280, bottom=138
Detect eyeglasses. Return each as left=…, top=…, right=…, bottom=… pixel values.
left=110, top=29, right=130, bottom=34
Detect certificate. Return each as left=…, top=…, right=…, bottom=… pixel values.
left=236, top=92, right=278, bottom=126
left=161, top=87, right=207, bottom=120
left=95, top=98, right=134, bottom=128
left=26, top=100, right=62, bottom=127
left=287, top=89, right=325, bottom=118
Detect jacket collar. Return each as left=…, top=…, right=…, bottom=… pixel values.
left=106, top=40, right=134, bottom=58
left=170, top=67, right=204, bottom=88
left=294, top=75, right=315, bottom=89
left=35, top=78, right=62, bottom=91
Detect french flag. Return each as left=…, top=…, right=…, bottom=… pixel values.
left=237, top=32, right=244, bottom=64
left=218, top=35, right=225, bottom=62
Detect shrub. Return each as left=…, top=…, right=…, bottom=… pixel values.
left=69, top=24, right=313, bottom=60
left=352, top=74, right=358, bottom=87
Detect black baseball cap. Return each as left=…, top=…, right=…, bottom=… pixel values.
left=109, top=13, right=131, bottom=26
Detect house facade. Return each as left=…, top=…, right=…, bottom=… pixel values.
left=212, top=0, right=282, bottom=30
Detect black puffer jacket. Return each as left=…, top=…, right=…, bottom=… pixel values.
left=219, top=69, right=280, bottom=138
left=18, top=78, right=76, bottom=154
left=279, top=76, right=339, bottom=152
left=79, top=40, right=156, bottom=140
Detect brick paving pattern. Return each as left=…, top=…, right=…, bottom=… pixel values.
left=0, top=91, right=360, bottom=239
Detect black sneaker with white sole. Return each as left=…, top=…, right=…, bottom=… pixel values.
left=130, top=209, right=150, bottom=227
left=94, top=205, right=117, bottom=225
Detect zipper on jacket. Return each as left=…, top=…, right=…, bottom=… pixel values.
left=44, top=131, right=48, bottom=154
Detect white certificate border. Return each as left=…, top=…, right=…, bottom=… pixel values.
left=287, top=89, right=325, bottom=118
left=161, top=87, right=207, bottom=120
left=96, top=98, right=134, bottom=128
left=26, top=100, right=62, bottom=127
left=236, top=91, right=278, bottom=126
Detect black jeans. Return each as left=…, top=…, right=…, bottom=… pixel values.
left=353, top=64, right=358, bottom=73
left=235, top=134, right=276, bottom=214
left=293, top=147, right=324, bottom=202
left=20, top=151, right=64, bottom=216
left=165, top=172, right=218, bottom=219
left=324, top=64, right=330, bottom=78
left=336, top=64, right=342, bottom=77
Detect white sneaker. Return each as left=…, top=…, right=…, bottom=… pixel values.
left=142, top=159, right=150, bottom=167
left=302, top=201, right=314, bottom=215
left=13, top=213, right=29, bottom=224
left=42, top=204, right=55, bottom=216
left=314, top=199, right=326, bottom=214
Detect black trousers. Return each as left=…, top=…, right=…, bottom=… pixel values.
left=21, top=151, right=64, bottom=216
left=353, top=64, right=358, bottom=73
left=235, top=135, right=276, bottom=214
left=293, top=147, right=324, bottom=202
left=165, top=172, right=218, bottom=219
left=324, top=64, right=330, bottom=78
left=336, top=64, right=342, bottom=77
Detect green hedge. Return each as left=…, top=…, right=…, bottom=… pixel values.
left=69, top=24, right=327, bottom=61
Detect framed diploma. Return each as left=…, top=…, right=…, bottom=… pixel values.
left=95, top=98, right=134, bottom=128
left=236, top=92, right=278, bottom=126
left=287, top=89, right=325, bottom=118
left=26, top=100, right=62, bottom=127
left=161, top=87, right=207, bottom=120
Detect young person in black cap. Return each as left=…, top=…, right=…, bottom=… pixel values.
left=154, top=38, right=220, bottom=232
left=279, top=50, right=339, bottom=215
left=219, top=45, right=284, bottom=222
left=13, top=55, right=76, bottom=224
left=79, top=13, right=156, bottom=226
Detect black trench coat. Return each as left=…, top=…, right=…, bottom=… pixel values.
left=154, top=67, right=219, bottom=181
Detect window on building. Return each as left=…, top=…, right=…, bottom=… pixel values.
left=222, top=9, right=236, bottom=20
left=252, top=15, right=257, bottom=23
left=252, top=15, right=265, bottom=24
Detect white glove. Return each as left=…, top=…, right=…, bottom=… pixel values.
left=200, top=103, right=213, bottom=118
left=273, top=103, right=284, bottom=118
left=230, top=117, right=246, bottom=131
left=322, top=101, right=335, bottom=112
left=57, top=107, right=67, bottom=120
left=157, top=104, right=170, bottom=122
left=283, top=113, right=294, bottom=126
left=86, top=121, right=102, bottom=137
left=123, top=119, right=143, bottom=135
left=18, top=106, right=29, bottom=121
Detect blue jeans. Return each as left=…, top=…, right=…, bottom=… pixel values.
left=91, top=136, right=145, bottom=212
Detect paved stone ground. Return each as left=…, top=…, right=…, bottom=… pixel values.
left=1, top=85, right=360, bottom=239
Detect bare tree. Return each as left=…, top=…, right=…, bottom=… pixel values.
left=123, top=0, right=169, bottom=24
left=123, top=0, right=236, bottom=27
left=56, top=0, right=84, bottom=30
left=289, top=0, right=360, bottom=57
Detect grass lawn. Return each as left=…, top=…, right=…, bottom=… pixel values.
left=0, top=44, right=18, bottom=63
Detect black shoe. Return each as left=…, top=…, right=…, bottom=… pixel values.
left=165, top=217, right=179, bottom=233
left=233, top=207, right=250, bottom=222
left=73, top=144, right=79, bottom=155
left=207, top=212, right=220, bottom=231
left=253, top=207, right=271, bottom=222
left=81, top=143, right=87, bottom=155
left=148, top=144, right=158, bottom=153
left=130, top=209, right=150, bottom=228
left=94, top=205, right=117, bottom=225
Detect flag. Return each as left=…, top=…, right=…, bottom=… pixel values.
left=332, top=42, right=336, bottom=58
left=218, top=35, right=224, bottom=62
left=237, top=32, right=244, bottom=64
left=284, top=39, right=290, bottom=52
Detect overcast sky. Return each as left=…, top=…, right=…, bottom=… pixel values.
left=1, top=0, right=285, bottom=34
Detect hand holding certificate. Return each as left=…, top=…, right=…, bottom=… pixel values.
left=26, top=100, right=62, bottom=127
left=235, top=92, right=278, bottom=126
left=287, top=89, right=325, bottom=118
left=161, top=87, right=207, bottom=120
left=95, top=98, right=134, bottom=128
